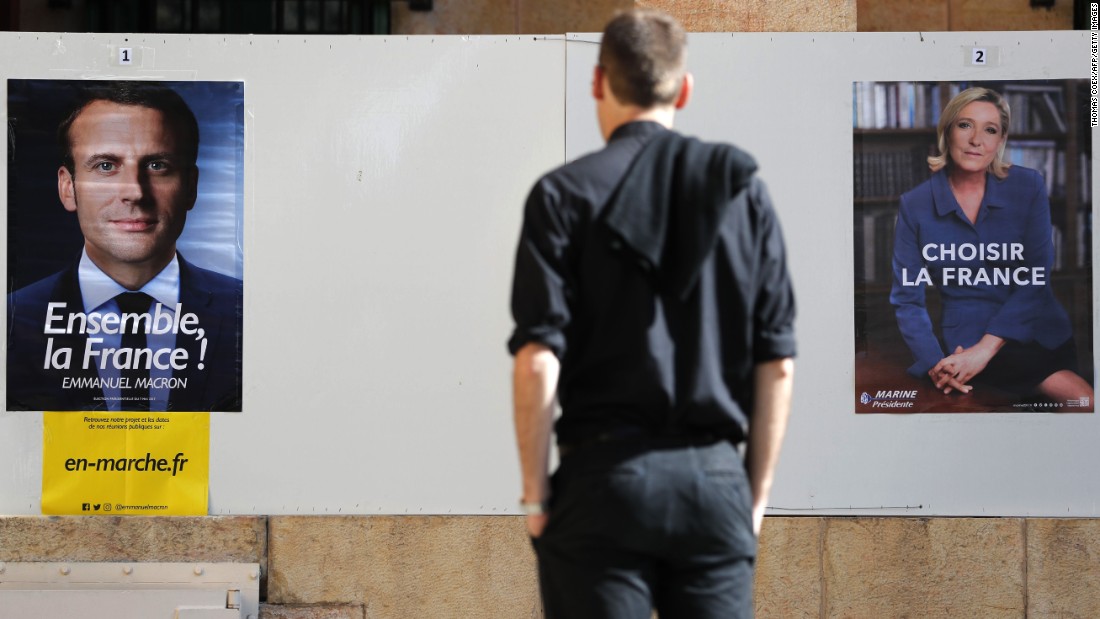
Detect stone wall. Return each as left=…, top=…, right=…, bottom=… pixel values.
left=391, top=0, right=855, bottom=33
left=856, top=0, right=1072, bottom=31
left=2, top=515, right=1098, bottom=617
left=638, top=0, right=855, bottom=32
left=16, top=0, right=1073, bottom=36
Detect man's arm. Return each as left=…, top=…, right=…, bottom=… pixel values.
left=746, top=356, right=794, bottom=536
left=513, top=342, right=560, bottom=538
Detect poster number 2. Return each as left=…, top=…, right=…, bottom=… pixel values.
left=971, top=48, right=986, bottom=65
left=118, top=47, right=133, bottom=65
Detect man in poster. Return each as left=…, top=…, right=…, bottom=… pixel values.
left=7, top=81, right=242, bottom=412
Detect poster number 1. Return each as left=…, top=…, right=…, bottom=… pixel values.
left=118, top=47, right=133, bottom=65
left=971, top=48, right=986, bottom=65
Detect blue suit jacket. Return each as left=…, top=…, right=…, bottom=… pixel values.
left=6, top=254, right=243, bottom=411
left=890, top=166, right=1072, bottom=376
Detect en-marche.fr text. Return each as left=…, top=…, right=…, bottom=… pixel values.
left=63, top=452, right=190, bottom=476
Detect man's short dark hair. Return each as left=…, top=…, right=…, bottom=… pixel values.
left=598, top=9, right=687, bottom=109
left=58, top=81, right=200, bottom=174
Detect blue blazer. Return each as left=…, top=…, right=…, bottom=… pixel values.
left=890, top=166, right=1072, bottom=376
left=6, top=254, right=243, bottom=411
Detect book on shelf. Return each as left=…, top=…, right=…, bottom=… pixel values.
left=854, top=209, right=898, bottom=285
left=1046, top=211, right=1091, bottom=272
left=1081, top=152, right=1091, bottom=203
left=1003, top=84, right=1067, bottom=134
left=854, top=146, right=930, bottom=200
left=854, top=82, right=941, bottom=130
left=1052, top=225, right=1064, bottom=272
left=1006, top=140, right=1059, bottom=197
left=1078, top=208, right=1092, bottom=268
left=855, top=81, right=1070, bottom=134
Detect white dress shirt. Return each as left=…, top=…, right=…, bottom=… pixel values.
left=77, top=249, right=181, bottom=411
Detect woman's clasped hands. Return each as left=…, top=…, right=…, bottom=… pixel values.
left=928, top=335, right=1006, bottom=394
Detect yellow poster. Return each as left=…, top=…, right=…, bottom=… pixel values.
left=42, top=412, right=209, bottom=515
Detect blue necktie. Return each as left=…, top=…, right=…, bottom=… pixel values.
left=116, top=292, right=153, bottom=411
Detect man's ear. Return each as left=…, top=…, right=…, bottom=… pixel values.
left=58, top=166, right=77, bottom=213
left=186, top=166, right=200, bottom=212
left=592, top=65, right=605, bottom=101
left=674, top=72, right=693, bottom=110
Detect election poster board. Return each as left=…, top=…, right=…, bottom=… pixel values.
left=853, top=79, right=1094, bottom=413
left=1, top=30, right=1096, bottom=520
left=6, top=79, right=244, bottom=412
left=41, top=411, right=209, bottom=515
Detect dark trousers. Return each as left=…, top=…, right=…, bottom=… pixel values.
left=532, top=439, right=756, bottom=619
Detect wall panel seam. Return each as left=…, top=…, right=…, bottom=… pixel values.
left=819, top=517, right=827, bottom=619
left=1022, top=518, right=1029, bottom=618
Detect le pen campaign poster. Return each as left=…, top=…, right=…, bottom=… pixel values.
left=6, top=80, right=244, bottom=412
left=42, top=411, right=209, bottom=515
left=854, top=79, right=1094, bottom=414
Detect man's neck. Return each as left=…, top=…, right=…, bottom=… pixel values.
left=77, top=250, right=182, bottom=315
left=85, top=247, right=176, bottom=291
left=601, top=106, right=676, bottom=142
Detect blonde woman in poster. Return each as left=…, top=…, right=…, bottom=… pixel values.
left=890, top=86, right=1094, bottom=409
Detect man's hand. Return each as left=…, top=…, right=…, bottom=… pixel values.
left=752, top=504, right=767, bottom=538
left=526, top=513, right=550, bottom=538
left=747, top=357, right=794, bottom=537
left=513, top=343, right=560, bottom=538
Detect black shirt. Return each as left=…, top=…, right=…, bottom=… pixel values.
left=509, top=121, right=796, bottom=446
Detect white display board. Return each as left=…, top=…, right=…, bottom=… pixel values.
left=593, top=31, right=1096, bottom=518
left=1, top=30, right=1096, bottom=517
left=0, top=32, right=564, bottom=515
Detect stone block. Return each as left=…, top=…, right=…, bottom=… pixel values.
left=268, top=515, right=540, bottom=618
left=949, top=0, right=1072, bottom=30
left=518, top=0, right=632, bottom=34
left=260, top=604, right=365, bottom=619
left=823, top=518, right=1025, bottom=618
left=392, top=0, right=857, bottom=35
left=391, top=0, right=517, bottom=35
left=755, top=517, right=822, bottom=618
left=0, top=516, right=266, bottom=564
left=857, top=0, right=948, bottom=31
left=638, top=0, right=855, bottom=32
left=1027, top=519, right=1100, bottom=618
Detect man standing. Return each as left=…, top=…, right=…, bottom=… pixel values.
left=509, top=9, right=795, bottom=618
left=7, top=81, right=242, bottom=412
